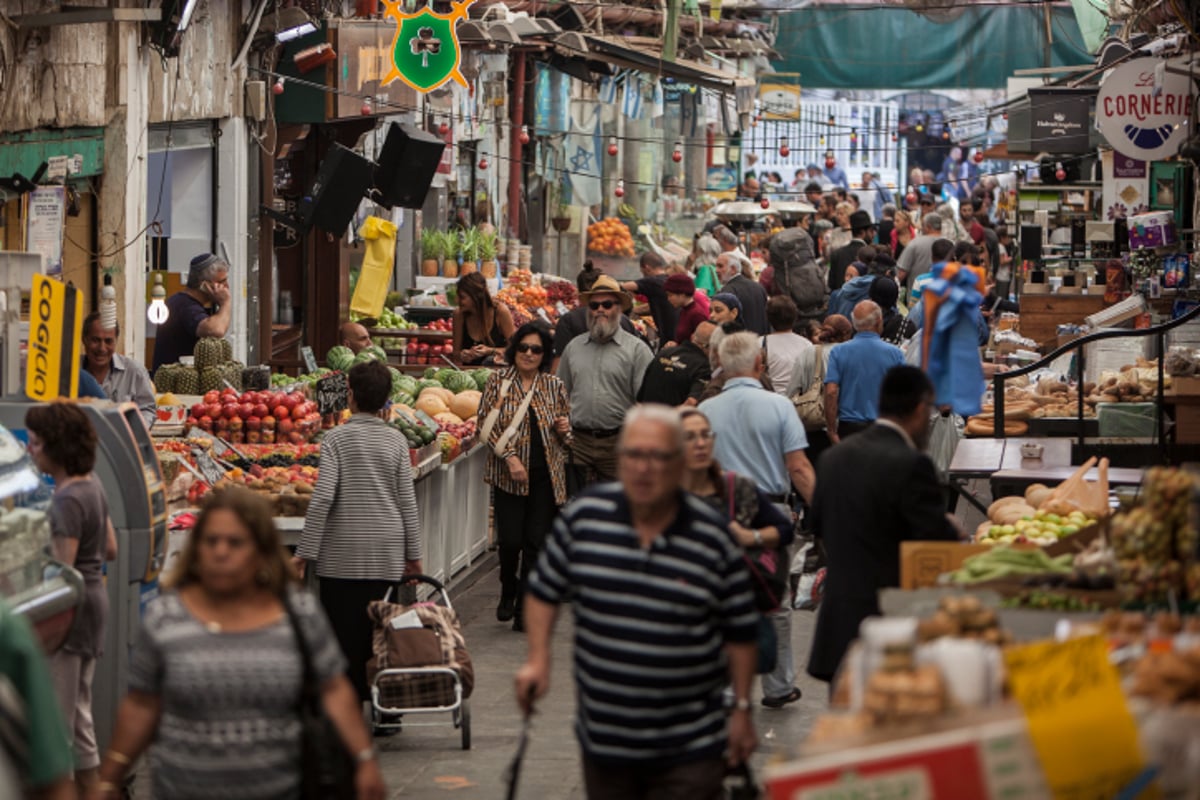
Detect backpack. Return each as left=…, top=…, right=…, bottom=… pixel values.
left=791, top=345, right=826, bottom=430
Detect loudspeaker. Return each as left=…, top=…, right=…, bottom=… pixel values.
left=1019, top=225, right=1043, bottom=261
left=373, top=123, right=445, bottom=209
left=1114, top=217, right=1129, bottom=254
left=299, top=144, right=373, bottom=233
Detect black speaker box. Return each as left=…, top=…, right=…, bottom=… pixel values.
left=299, top=144, right=373, bottom=233
left=373, top=123, right=445, bottom=209
left=1020, top=225, right=1043, bottom=261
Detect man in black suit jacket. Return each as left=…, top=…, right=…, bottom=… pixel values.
left=828, top=210, right=876, bottom=291
left=806, top=366, right=962, bottom=683
left=715, top=253, right=769, bottom=335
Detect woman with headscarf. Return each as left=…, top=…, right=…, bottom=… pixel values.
left=709, top=292, right=745, bottom=332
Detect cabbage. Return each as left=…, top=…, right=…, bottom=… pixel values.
left=326, top=346, right=354, bottom=371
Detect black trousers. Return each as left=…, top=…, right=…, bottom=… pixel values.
left=493, top=470, right=558, bottom=599
left=319, top=576, right=393, bottom=702
left=837, top=420, right=872, bottom=440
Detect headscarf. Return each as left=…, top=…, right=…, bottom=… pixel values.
left=712, top=292, right=742, bottom=317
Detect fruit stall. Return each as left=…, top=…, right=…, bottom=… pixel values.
left=766, top=464, right=1200, bottom=800
left=152, top=360, right=496, bottom=587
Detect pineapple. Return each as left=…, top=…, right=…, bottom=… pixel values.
left=194, top=337, right=225, bottom=371
left=218, top=362, right=243, bottom=392
left=198, top=367, right=222, bottom=394
left=153, top=364, right=177, bottom=393
left=220, top=339, right=233, bottom=362
left=175, top=366, right=200, bottom=395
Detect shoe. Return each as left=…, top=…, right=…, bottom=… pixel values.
left=496, top=596, right=516, bottom=622
left=512, top=615, right=525, bottom=633
left=761, top=687, right=802, bottom=708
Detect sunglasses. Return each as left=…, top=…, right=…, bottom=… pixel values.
left=515, top=343, right=544, bottom=355
left=589, top=300, right=618, bottom=311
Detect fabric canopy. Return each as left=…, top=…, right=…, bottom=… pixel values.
left=772, top=5, right=1094, bottom=90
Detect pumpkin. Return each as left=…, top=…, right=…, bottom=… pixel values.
left=415, top=394, right=449, bottom=417
left=418, top=386, right=455, bottom=405
left=434, top=412, right=464, bottom=426
left=449, top=390, right=481, bottom=420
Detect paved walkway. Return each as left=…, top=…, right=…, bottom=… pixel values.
left=373, top=559, right=827, bottom=799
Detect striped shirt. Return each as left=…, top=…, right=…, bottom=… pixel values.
left=477, top=367, right=572, bottom=505
left=528, top=484, right=758, bottom=765
left=297, top=414, right=421, bottom=580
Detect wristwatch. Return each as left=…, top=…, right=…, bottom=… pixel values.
left=733, top=698, right=752, bottom=712
left=355, top=747, right=376, bottom=764
left=752, top=528, right=763, bottom=546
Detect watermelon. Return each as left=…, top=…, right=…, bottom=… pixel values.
left=471, top=368, right=491, bottom=392
left=364, top=344, right=387, bottom=362
left=434, top=368, right=457, bottom=386
left=416, top=378, right=441, bottom=395
left=423, top=367, right=438, bottom=379
left=326, top=346, right=354, bottom=371
left=444, top=371, right=476, bottom=393
left=392, top=391, right=415, bottom=407
left=396, top=374, right=419, bottom=396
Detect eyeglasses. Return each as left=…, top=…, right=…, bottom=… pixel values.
left=515, top=343, right=544, bottom=355
left=589, top=300, right=618, bottom=311
left=618, top=448, right=679, bottom=466
left=684, top=430, right=715, bottom=442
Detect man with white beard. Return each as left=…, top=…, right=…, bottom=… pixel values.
left=557, top=275, right=654, bottom=487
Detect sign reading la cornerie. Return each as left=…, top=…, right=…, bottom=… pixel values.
left=1097, top=57, right=1197, bottom=161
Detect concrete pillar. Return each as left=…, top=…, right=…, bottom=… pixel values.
left=217, top=119, right=252, bottom=363
left=99, top=21, right=149, bottom=361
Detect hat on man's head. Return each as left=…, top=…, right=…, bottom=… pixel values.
left=970, top=222, right=986, bottom=245
left=848, top=210, right=874, bottom=232
left=711, top=292, right=742, bottom=315
left=663, top=273, right=695, bottom=296
left=578, top=274, right=633, bottom=312
left=803, top=181, right=824, bottom=194
left=187, top=252, right=229, bottom=289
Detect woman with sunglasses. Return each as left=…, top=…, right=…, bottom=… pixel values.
left=678, top=409, right=799, bottom=706
left=476, top=322, right=571, bottom=631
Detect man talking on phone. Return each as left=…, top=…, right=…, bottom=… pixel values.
left=151, top=252, right=233, bottom=373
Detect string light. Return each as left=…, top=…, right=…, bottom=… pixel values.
left=672, top=143, right=682, bottom=163
left=360, top=99, right=372, bottom=115
left=478, top=156, right=488, bottom=170
left=778, top=137, right=789, bottom=157
left=272, top=77, right=285, bottom=95
left=439, top=121, right=450, bottom=135
left=614, top=179, right=625, bottom=198
left=760, top=195, right=770, bottom=209
left=1054, top=162, right=1066, bottom=182
left=518, top=125, right=530, bottom=145
left=974, top=151, right=984, bottom=164
left=607, top=138, right=618, bottom=157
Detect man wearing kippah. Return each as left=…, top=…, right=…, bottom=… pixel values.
left=151, top=253, right=232, bottom=372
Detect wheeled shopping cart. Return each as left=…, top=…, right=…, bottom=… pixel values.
left=366, top=574, right=473, bottom=750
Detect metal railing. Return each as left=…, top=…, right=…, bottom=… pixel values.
left=990, top=304, right=1200, bottom=459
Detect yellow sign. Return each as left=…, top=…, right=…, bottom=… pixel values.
left=1004, top=636, right=1149, bottom=799
left=26, top=274, right=82, bottom=401
left=759, top=81, right=802, bottom=121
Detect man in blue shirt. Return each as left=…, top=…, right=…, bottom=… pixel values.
left=825, top=300, right=906, bottom=443
left=699, top=331, right=815, bottom=710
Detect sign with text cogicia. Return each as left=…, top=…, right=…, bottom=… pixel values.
left=383, top=0, right=476, bottom=94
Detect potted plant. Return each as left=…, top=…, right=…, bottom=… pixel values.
left=478, top=229, right=499, bottom=278
left=460, top=227, right=480, bottom=275
left=549, top=179, right=571, bottom=232
left=420, top=228, right=441, bottom=277
left=442, top=231, right=460, bottom=278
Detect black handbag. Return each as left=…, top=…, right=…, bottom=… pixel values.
left=283, top=597, right=356, bottom=800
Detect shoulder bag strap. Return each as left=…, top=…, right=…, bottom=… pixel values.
left=282, top=595, right=319, bottom=708
left=726, top=471, right=736, bottom=522
left=815, top=344, right=825, bottom=384
left=494, top=378, right=537, bottom=457
left=478, top=376, right=514, bottom=444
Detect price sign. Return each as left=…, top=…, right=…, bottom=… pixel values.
left=300, top=346, right=318, bottom=374
left=414, top=409, right=439, bottom=430
left=190, top=448, right=228, bottom=486
left=1003, top=636, right=1145, bottom=799
left=315, top=372, right=349, bottom=415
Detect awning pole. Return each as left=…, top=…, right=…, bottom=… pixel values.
left=664, top=0, right=680, bottom=62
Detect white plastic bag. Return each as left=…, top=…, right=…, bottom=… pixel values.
left=927, top=411, right=962, bottom=484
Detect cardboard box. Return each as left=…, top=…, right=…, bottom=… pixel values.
left=1128, top=210, right=1177, bottom=251
left=1171, top=376, right=1200, bottom=395
left=900, top=542, right=993, bottom=589
left=1173, top=403, right=1200, bottom=444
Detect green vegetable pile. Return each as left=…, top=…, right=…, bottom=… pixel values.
left=950, top=547, right=1074, bottom=584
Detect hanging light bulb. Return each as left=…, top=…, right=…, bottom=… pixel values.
left=478, top=156, right=488, bottom=170
left=778, top=137, right=789, bottom=157
left=272, top=77, right=285, bottom=96
left=518, top=125, right=530, bottom=145
left=973, top=151, right=984, bottom=164
left=905, top=190, right=918, bottom=206
left=1002, top=112, right=1008, bottom=121
left=915, top=122, right=924, bottom=133
left=607, top=138, right=619, bottom=157
left=819, top=136, right=826, bottom=146
left=941, top=123, right=950, bottom=140
left=672, top=143, right=682, bottom=163
left=100, top=273, right=117, bottom=330
left=614, top=179, right=625, bottom=198
left=759, top=195, right=770, bottom=209
left=361, top=99, right=372, bottom=115
left=439, top=120, right=450, bottom=135
left=1055, top=162, right=1066, bottom=182
left=147, top=273, right=169, bottom=325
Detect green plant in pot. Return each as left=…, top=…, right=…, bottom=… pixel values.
left=478, top=229, right=499, bottom=278
left=441, top=230, right=459, bottom=278
left=460, top=227, right=480, bottom=275
left=420, top=228, right=442, bottom=277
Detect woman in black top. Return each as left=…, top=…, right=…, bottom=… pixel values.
left=453, top=272, right=515, bottom=365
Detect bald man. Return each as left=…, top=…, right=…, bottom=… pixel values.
left=340, top=321, right=372, bottom=354
left=823, top=300, right=906, bottom=443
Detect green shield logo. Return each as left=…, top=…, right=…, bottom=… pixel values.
left=384, top=6, right=468, bottom=93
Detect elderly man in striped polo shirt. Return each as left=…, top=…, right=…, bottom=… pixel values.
left=516, top=405, right=759, bottom=798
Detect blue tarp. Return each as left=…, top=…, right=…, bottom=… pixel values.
left=773, top=6, right=1094, bottom=90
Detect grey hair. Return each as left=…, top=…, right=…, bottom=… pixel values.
left=695, top=233, right=722, bottom=263
left=187, top=254, right=228, bottom=290
left=921, top=212, right=942, bottom=233
left=881, top=203, right=896, bottom=218
left=621, top=404, right=685, bottom=453
left=852, top=300, right=882, bottom=331
left=708, top=325, right=727, bottom=368
left=716, top=227, right=739, bottom=247
left=717, top=331, right=762, bottom=377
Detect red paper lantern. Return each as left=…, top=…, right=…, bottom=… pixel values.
left=439, top=121, right=450, bottom=135
left=478, top=157, right=489, bottom=170
left=1055, top=164, right=1066, bottom=182
left=973, top=151, right=984, bottom=164
left=272, top=78, right=285, bottom=96
left=672, top=144, right=682, bottom=163
left=361, top=100, right=372, bottom=115
left=614, top=179, right=625, bottom=198
left=779, top=137, right=789, bottom=158
left=607, top=138, right=618, bottom=157
left=760, top=197, right=770, bottom=209
left=518, top=125, right=530, bottom=145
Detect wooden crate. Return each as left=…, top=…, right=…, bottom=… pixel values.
left=1018, top=294, right=1107, bottom=350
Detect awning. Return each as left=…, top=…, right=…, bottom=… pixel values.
left=0, top=127, right=105, bottom=181
left=553, top=33, right=756, bottom=95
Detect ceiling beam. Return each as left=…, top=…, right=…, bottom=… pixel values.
left=14, top=8, right=162, bottom=27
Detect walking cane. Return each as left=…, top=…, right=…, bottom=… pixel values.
left=504, top=688, right=536, bottom=800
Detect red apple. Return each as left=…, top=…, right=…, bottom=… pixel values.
left=215, top=417, right=230, bottom=431
left=282, top=393, right=301, bottom=412
left=203, top=390, right=220, bottom=405
left=288, top=431, right=305, bottom=444
left=278, top=418, right=295, bottom=435
left=205, top=403, right=222, bottom=420
left=262, top=415, right=277, bottom=431
left=262, top=431, right=275, bottom=444
left=229, top=431, right=245, bottom=444
left=220, top=388, right=238, bottom=401
left=246, top=416, right=262, bottom=431
left=239, top=392, right=254, bottom=404
left=253, top=403, right=269, bottom=419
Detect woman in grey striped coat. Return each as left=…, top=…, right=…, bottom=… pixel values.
left=294, top=360, right=422, bottom=704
